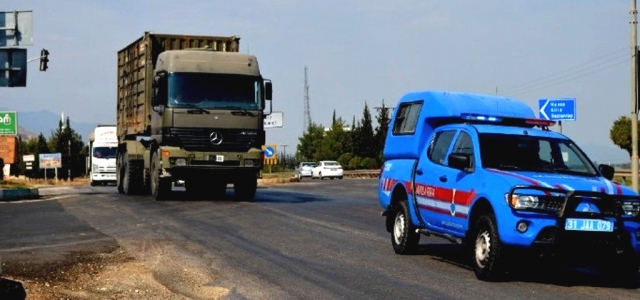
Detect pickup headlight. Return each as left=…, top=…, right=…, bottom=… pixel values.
left=622, top=201, right=640, bottom=217
left=506, top=194, right=563, bottom=211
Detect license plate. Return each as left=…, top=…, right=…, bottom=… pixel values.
left=209, top=155, right=224, bottom=162
left=565, top=218, right=613, bottom=232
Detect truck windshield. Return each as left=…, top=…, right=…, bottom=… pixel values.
left=93, top=147, right=117, bottom=159
left=479, top=133, right=598, bottom=176
left=168, top=73, right=262, bottom=110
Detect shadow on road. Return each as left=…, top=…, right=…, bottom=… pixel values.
left=412, top=242, right=639, bottom=289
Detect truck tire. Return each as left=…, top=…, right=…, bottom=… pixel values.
left=122, top=153, right=141, bottom=195
left=234, top=178, right=257, bottom=202
left=471, top=214, right=506, bottom=281
left=150, top=152, right=171, bottom=201
left=391, top=201, right=420, bottom=254
left=116, top=153, right=125, bottom=194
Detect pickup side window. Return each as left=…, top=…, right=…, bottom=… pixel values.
left=427, top=130, right=457, bottom=165
left=451, top=131, right=475, bottom=168
left=392, top=102, right=423, bottom=135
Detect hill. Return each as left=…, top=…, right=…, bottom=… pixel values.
left=1, top=108, right=98, bottom=143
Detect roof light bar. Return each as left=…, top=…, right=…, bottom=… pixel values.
left=460, top=113, right=503, bottom=122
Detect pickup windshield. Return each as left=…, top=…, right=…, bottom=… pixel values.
left=168, top=73, right=262, bottom=110
left=479, top=133, right=598, bottom=176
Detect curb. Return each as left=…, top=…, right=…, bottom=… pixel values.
left=0, top=188, right=39, bottom=201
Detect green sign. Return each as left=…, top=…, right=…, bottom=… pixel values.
left=0, top=111, right=17, bottom=135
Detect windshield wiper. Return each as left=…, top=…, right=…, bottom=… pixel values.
left=221, top=106, right=256, bottom=117
left=181, top=103, right=210, bottom=114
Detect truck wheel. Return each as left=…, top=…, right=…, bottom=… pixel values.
left=212, top=181, right=227, bottom=199
left=90, top=180, right=96, bottom=187
left=116, top=154, right=124, bottom=194
left=471, top=214, right=506, bottom=281
left=122, top=153, right=140, bottom=195
left=151, top=152, right=171, bottom=201
left=234, top=178, right=257, bottom=202
left=391, top=201, right=420, bottom=254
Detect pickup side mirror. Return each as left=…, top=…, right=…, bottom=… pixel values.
left=598, top=164, right=615, bottom=180
left=448, top=153, right=472, bottom=171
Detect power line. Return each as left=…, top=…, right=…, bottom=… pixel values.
left=503, top=55, right=628, bottom=98
left=499, top=47, right=627, bottom=95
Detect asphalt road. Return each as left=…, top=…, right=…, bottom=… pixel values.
left=1, top=179, right=639, bottom=299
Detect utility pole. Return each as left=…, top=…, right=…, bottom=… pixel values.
left=280, top=144, right=288, bottom=168
left=303, top=66, right=311, bottom=133
left=68, top=139, right=71, bottom=181
left=631, top=0, right=638, bottom=192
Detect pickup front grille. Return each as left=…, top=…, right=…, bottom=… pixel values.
left=166, top=128, right=259, bottom=152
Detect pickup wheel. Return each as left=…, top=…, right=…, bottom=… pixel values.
left=391, top=201, right=420, bottom=254
left=471, top=214, right=506, bottom=281
left=599, top=249, right=639, bottom=286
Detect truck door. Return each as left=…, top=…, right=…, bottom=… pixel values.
left=415, top=128, right=476, bottom=237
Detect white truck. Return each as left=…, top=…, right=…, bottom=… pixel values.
left=88, top=125, right=118, bottom=186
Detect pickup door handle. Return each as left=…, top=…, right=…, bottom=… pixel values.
left=439, top=175, right=447, bottom=182
left=415, top=169, right=424, bottom=175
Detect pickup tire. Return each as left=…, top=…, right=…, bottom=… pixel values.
left=471, top=214, right=505, bottom=281
left=391, top=201, right=420, bottom=254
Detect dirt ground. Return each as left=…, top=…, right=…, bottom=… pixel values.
left=2, top=245, right=228, bottom=300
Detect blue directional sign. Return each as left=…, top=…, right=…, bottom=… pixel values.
left=264, top=146, right=275, bottom=158
left=538, top=98, right=576, bottom=121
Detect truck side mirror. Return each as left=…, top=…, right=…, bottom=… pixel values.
left=265, top=80, right=272, bottom=100
left=152, top=72, right=168, bottom=107
left=448, top=153, right=472, bottom=171
left=598, top=164, right=615, bottom=180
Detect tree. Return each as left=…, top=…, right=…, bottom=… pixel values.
left=610, top=116, right=640, bottom=157
left=49, top=117, right=85, bottom=179
left=296, top=122, right=325, bottom=162
left=374, top=99, right=391, bottom=162
left=353, top=101, right=375, bottom=159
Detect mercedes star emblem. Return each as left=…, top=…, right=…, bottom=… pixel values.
left=210, top=132, right=223, bottom=145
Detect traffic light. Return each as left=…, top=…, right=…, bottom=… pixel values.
left=39, top=49, right=49, bottom=71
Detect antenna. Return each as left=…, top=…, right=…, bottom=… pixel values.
left=303, top=66, right=311, bottom=132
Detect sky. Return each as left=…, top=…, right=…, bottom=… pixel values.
left=0, top=0, right=635, bottom=162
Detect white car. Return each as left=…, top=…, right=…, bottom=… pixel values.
left=295, top=162, right=315, bottom=180
left=312, top=161, right=344, bottom=180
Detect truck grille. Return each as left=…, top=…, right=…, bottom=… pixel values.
left=167, top=128, right=259, bottom=152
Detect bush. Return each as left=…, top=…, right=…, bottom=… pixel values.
left=337, top=153, right=354, bottom=169
left=348, top=156, right=362, bottom=170
left=360, top=157, right=379, bottom=169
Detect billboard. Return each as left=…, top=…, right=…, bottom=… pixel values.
left=39, top=153, right=62, bottom=169
left=0, top=111, right=17, bottom=134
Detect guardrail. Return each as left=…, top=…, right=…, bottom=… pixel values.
left=343, top=170, right=380, bottom=178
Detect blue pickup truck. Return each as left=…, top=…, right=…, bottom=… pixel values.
left=378, top=90, right=640, bottom=281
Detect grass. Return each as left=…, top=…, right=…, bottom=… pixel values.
left=1, top=177, right=89, bottom=189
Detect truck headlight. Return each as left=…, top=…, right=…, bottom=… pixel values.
left=92, top=164, right=99, bottom=172
left=175, top=158, right=187, bottom=166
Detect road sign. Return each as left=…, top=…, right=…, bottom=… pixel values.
left=0, top=48, right=27, bottom=87
left=264, top=111, right=284, bottom=128
left=0, top=10, right=34, bottom=46
left=538, top=98, right=576, bottom=121
left=263, top=145, right=276, bottom=158
left=0, top=111, right=17, bottom=134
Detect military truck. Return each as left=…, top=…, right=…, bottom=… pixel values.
left=116, top=32, right=272, bottom=201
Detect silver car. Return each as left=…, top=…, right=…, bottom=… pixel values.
left=295, top=162, right=315, bottom=180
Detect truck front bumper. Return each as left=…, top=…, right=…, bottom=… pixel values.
left=156, top=146, right=262, bottom=179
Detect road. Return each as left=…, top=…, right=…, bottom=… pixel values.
left=1, top=179, right=639, bottom=299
